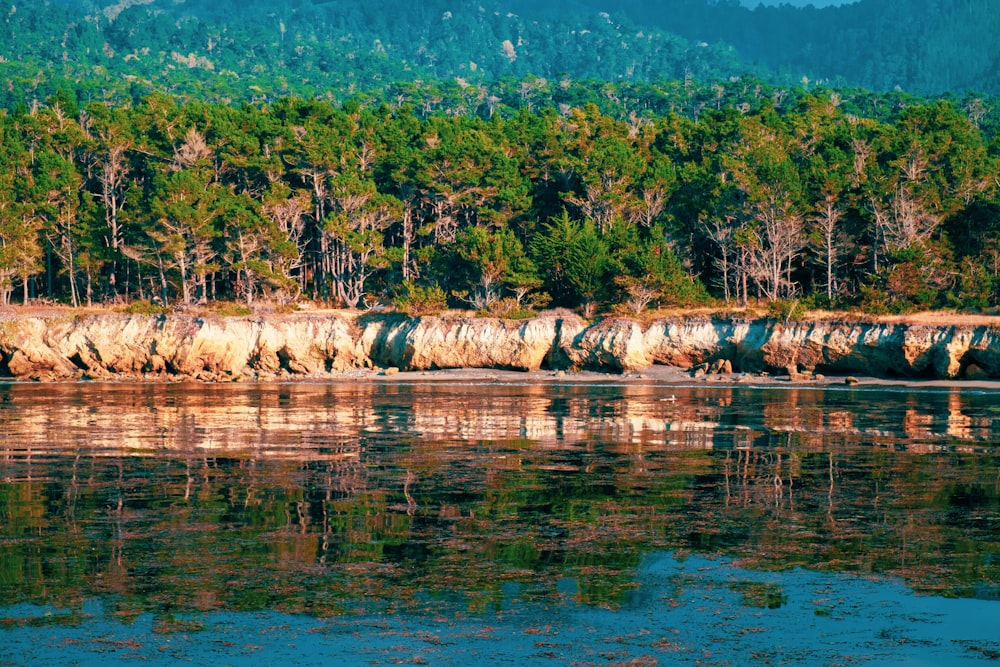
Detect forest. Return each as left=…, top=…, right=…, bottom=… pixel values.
left=606, top=0, right=1000, bottom=95
left=1, top=90, right=998, bottom=316
left=1, top=0, right=1000, bottom=316
left=5, top=0, right=1000, bottom=110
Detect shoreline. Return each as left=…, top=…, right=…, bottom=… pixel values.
left=357, top=365, right=1000, bottom=390
left=345, top=368, right=978, bottom=392
left=4, top=364, right=1000, bottom=391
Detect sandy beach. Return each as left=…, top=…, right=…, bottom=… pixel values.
left=341, top=364, right=1000, bottom=391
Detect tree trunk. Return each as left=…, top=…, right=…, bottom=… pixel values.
left=177, top=254, right=189, bottom=305
left=66, top=240, right=78, bottom=308
left=402, top=207, right=413, bottom=281
left=826, top=229, right=835, bottom=301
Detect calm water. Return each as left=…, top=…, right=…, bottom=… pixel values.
left=1, top=380, right=998, bottom=665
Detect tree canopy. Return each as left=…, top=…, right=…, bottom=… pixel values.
left=0, top=92, right=997, bottom=315
left=2, top=1, right=999, bottom=315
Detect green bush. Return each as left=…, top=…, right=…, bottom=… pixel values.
left=480, top=297, right=535, bottom=320
left=207, top=302, right=254, bottom=317
left=766, top=299, right=803, bottom=322
left=393, top=281, right=448, bottom=316
left=116, top=300, right=171, bottom=316
left=954, top=259, right=996, bottom=310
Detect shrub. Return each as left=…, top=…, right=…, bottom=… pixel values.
left=482, top=297, right=534, bottom=319
left=955, top=259, right=996, bottom=310
left=207, top=301, right=254, bottom=317
left=766, top=299, right=803, bottom=323
left=393, top=281, right=448, bottom=316
left=117, top=300, right=171, bottom=316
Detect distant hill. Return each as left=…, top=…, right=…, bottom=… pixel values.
left=603, top=0, right=1000, bottom=94
left=0, top=0, right=752, bottom=108
left=2, top=0, right=997, bottom=111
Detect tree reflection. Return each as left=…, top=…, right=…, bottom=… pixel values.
left=0, top=381, right=997, bottom=621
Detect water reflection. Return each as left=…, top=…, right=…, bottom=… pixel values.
left=0, top=381, right=997, bottom=621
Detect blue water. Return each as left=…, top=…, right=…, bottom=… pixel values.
left=3, top=553, right=996, bottom=666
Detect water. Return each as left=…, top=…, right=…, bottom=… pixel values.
left=1, top=380, right=998, bottom=665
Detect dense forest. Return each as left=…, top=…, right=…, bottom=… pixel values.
left=1, top=91, right=998, bottom=315
left=0, top=0, right=748, bottom=109
left=5, top=0, right=1000, bottom=110
left=608, top=0, right=1000, bottom=95
left=1, top=0, right=999, bottom=315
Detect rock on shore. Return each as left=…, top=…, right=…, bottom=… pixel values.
left=1, top=311, right=998, bottom=381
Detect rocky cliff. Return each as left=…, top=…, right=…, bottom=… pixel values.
left=1, top=311, right=998, bottom=381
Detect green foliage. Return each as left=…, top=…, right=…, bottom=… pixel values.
left=531, top=210, right=612, bottom=315
left=205, top=301, right=254, bottom=317
left=0, top=86, right=996, bottom=317
left=645, top=0, right=1000, bottom=96
left=796, top=292, right=838, bottom=313
left=393, top=281, right=448, bottom=317
left=443, top=226, right=540, bottom=310
left=117, top=300, right=172, bottom=316
left=608, top=223, right=710, bottom=311
left=766, top=299, right=804, bottom=323
left=858, top=247, right=951, bottom=314
left=479, top=297, right=538, bottom=320
left=6, top=0, right=1000, bottom=124
left=954, top=259, right=997, bottom=311
left=0, top=0, right=758, bottom=113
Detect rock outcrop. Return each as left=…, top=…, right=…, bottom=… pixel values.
left=1, top=312, right=999, bottom=381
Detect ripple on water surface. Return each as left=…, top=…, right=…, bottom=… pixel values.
left=0, top=381, right=997, bottom=664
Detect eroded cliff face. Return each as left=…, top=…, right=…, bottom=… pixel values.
left=1, top=312, right=998, bottom=381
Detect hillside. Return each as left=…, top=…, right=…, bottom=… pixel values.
left=621, top=0, right=1000, bottom=95
left=1, top=0, right=748, bottom=109
left=5, top=0, right=998, bottom=113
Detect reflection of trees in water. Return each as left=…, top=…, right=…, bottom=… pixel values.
left=2, top=384, right=996, bottom=463
left=722, top=449, right=797, bottom=510
left=703, top=439, right=999, bottom=597
left=0, top=382, right=997, bottom=617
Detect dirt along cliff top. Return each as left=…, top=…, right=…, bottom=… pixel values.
left=1, top=304, right=1000, bottom=385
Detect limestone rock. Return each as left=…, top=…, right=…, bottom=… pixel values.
left=564, top=318, right=648, bottom=372
left=0, top=311, right=999, bottom=381
left=362, top=313, right=576, bottom=372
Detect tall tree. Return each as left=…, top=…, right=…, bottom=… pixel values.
left=148, top=167, right=224, bottom=304
left=792, top=95, right=854, bottom=301
left=0, top=174, right=42, bottom=305
left=82, top=102, right=137, bottom=298
left=325, top=172, right=401, bottom=308
left=722, top=111, right=806, bottom=300
left=531, top=209, right=610, bottom=316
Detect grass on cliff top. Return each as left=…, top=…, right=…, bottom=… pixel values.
left=4, top=300, right=1000, bottom=327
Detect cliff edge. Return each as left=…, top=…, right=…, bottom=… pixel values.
left=1, top=311, right=999, bottom=381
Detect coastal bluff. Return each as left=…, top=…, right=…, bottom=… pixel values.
left=1, top=311, right=999, bottom=381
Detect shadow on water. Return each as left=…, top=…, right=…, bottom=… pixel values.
left=0, top=381, right=998, bottom=664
